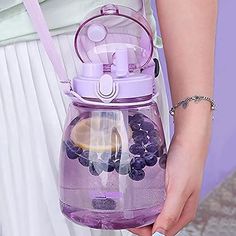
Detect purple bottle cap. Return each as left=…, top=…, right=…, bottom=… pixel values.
left=74, top=4, right=153, bottom=71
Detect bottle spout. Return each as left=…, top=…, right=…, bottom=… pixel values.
left=80, top=63, right=103, bottom=78
left=113, top=48, right=129, bottom=78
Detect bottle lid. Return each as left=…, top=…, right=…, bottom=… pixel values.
left=74, top=4, right=154, bottom=72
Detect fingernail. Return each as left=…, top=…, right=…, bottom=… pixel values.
left=152, top=232, right=165, bottom=236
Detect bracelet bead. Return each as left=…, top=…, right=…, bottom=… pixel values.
left=169, top=95, right=216, bottom=117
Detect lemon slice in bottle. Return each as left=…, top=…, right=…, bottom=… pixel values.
left=70, top=117, right=123, bottom=153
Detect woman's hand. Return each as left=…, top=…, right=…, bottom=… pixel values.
left=127, top=0, right=217, bottom=234
left=128, top=103, right=213, bottom=236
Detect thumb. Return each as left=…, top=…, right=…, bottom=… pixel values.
left=152, top=189, right=187, bottom=235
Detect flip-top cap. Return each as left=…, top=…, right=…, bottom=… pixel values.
left=74, top=4, right=154, bottom=72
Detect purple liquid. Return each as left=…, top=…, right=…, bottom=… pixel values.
left=61, top=201, right=162, bottom=230
left=60, top=155, right=166, bottom=229
left=60, top=103, right=167, bottom=229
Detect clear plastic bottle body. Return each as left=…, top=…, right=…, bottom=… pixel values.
left=59, top=101, right=167, bottom=229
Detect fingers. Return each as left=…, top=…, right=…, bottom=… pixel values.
left=152, top=188, right=189, bottom=235
left=128, top=225, right=153, bottom=236
left=167, top=192, right=199, bottom=236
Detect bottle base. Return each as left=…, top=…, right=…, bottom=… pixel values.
left=60, top=201, right=160, bottom=230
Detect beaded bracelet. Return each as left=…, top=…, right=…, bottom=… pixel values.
left=169, top=95, right=216, bottom=116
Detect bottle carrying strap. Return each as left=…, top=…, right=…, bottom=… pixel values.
left=22, top=0, right=71, bottom=95
left=22, top=0, right=158, bottom=107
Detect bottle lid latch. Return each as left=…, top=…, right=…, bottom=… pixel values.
left=96, top=74, right=118, bottom=103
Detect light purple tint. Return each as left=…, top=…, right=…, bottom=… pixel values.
left=60, top=103, right=167, bottom=229
left=114, top=48, right=129, bottom=77
left=81, top=63, right=103, bottom=78
left=74, top=4, right=154, bottom=69
left=22, top=0, right=71, bottom=94
left=87, top=23, right=107, bottom=42
left=98, top=74, right=114, bottom=96
left=73, top=73, right=154, bottom=100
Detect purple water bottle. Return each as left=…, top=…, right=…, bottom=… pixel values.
left=59, top=4, right=167, bottom=230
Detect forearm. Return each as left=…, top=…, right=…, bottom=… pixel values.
left=156, top=0, right=218, bottom=147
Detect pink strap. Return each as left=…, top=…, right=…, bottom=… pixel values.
left=22, top=0, right=72, bottom=95
left=142, top=0, right=147, bottom=19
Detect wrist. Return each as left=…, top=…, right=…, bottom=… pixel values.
left=172, top=101, right=213, bottom=148
left=173, top=100, right=213, bottom=131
